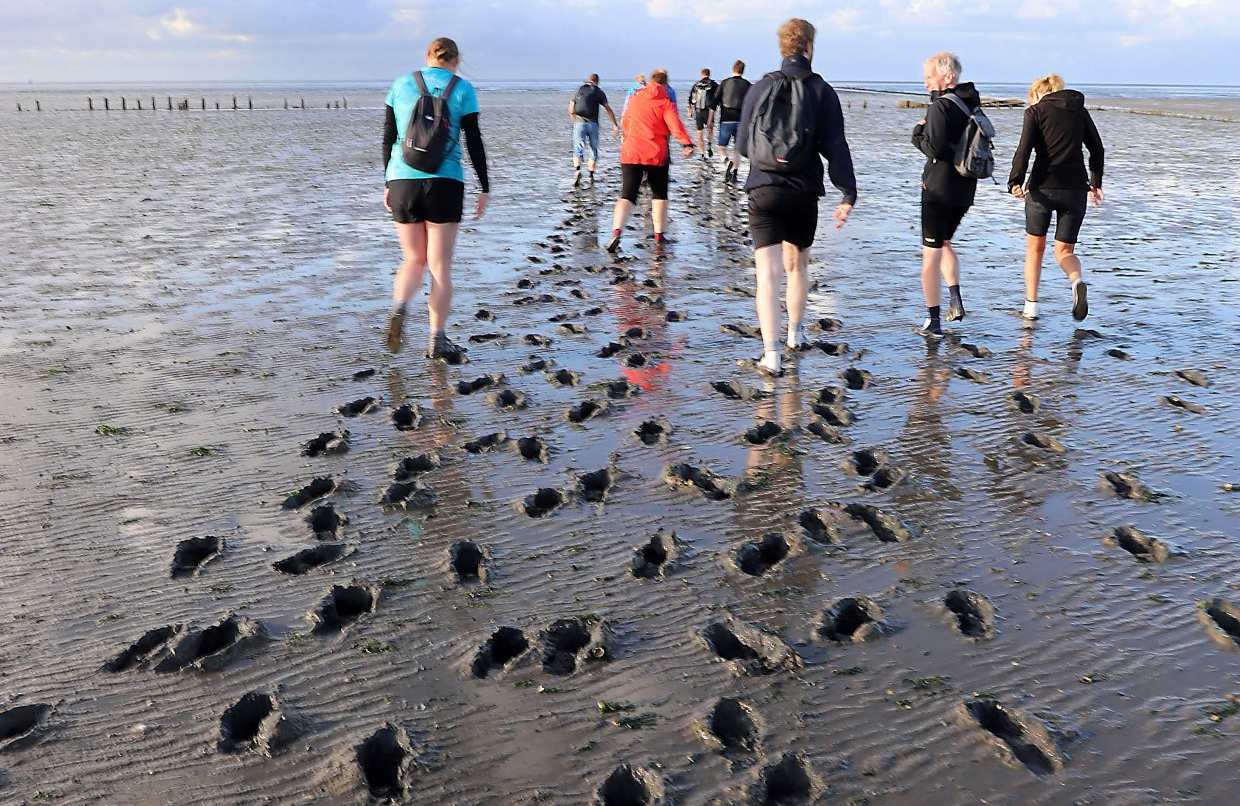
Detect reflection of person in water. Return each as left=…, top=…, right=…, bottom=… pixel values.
left=896, top=343, right=960, bottom=500
left=609, top=267, right=682, bottom=391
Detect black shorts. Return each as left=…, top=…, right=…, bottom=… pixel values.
left=694, top=109, right=711, bottom=131
left=748, top=186, right=819, bottom=250
left=388, top=178, right=464, bottom=224
left=620, top=164, right=670, bottom=203
left=1024, top=188, right=1088, bottom=244
left=921, top=199, right=969, bottom=248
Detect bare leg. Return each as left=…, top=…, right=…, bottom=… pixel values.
left=393, top=222, right=428, bottom=305
left=1054, top=241, right=1081, bottom=283
left=783, top=242, right=810, bottom=345
left=1024, top=235, right=1047, bottom=301
left=940, top=241, right=960, bottom=288
left=423, top=221, right=460, bottom=334
left=651, top=199, right=668, bottom=235
left=920, top=245, right=943, bottom=307
left=754, top=243, right=783, bottom=371
left=611, top=198, right=634, bottom=234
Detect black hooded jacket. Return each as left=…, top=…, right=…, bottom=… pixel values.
left=1007, top=89, right=1104, bottom=193
left=911, top=81, right=981, bottom=208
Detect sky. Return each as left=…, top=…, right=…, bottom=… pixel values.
left=1, top=0, right=1238, bottom=86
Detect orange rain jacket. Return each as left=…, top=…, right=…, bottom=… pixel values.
left=620, top=83, right=693, bottom=166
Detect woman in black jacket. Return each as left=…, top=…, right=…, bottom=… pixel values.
left=1008, top=74, right=1104, bottom=322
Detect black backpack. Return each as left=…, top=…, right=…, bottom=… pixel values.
left=719, top=77, right=749, bottom=112
left=943, top=94, right=996, bottom=180
left=747, top=72, right=813, bottom=174
left=572, top=84, right=595, bottom=118
left=402, top=71, right=460, bottom=173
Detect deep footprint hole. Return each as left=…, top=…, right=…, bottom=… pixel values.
left=357, top=726, right=409, bottom=797
left=451, top=541, right=485, bottom=582
left=710, top=698, right=759, bottom=751
left=219, top=692, right=275, bottom=749
left=472, top=627, right=529, bottom=678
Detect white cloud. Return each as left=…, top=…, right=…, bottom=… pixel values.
left=160, top=8, right=200, bottom=38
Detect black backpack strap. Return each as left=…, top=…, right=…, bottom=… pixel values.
left=413, top=70, right=429, bottom=97
left=943, top=93, right=971, bottom=117
left=442, top=74, right=460, bottom=100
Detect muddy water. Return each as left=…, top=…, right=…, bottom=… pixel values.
left=0, top=87, right=1238, bottom=805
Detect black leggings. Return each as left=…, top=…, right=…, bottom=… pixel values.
left=620, top=163, right=670, bottom=203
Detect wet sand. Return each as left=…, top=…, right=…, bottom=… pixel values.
left=1, top=88, right=1239, bottom=805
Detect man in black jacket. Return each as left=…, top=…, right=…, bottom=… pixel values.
left=713, top=61, right=751, bottom=182
left=688, top=69, right=719, bottom=159
left=737, top=18, right=857, bottom=376
left=911, top=51, right=979, bottom=337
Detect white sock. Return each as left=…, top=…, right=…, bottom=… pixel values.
left=1072, top=277, right=1083, bottom=288
left=1023, top=299, right=1039, bottom=318
left=786, top=321, right=805, bottom=348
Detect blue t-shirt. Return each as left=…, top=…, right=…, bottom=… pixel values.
left=385, top=67, right=480, bottom=183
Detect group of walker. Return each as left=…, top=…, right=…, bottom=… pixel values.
left=378, top=24, right=1105, bottom=375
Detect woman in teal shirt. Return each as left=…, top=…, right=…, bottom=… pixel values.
left=382, top=37, right=490, bottom=359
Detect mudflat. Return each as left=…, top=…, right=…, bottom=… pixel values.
left=0, top=88, right=1238, bottom=805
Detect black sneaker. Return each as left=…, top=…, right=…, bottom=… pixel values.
left=385, top=311, right=405, bottom=353
left=427, top=337, right=467, bottom=363
left=1072, top=281, right=1088, bottom=321
left=605, top=234, right=622, bottom=253
left=915, top=318, right=943, bottom=338
left=946, top=298, right=966, bottom=322
left=573, top=168, right=581, bottom=188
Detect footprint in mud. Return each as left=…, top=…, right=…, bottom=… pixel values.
left=758, top=752, right=818, bottom=806
left=634, top=418, right=672, bottom=445
left=102, top=624, right=183, bottom=672
left=308, top=581, right=380, bottom=635
left=847, top=448, right=906, bottom=491
left=1106, top=348, right=1130, bottom=360
left=666, top=310, right=687, bottom=322
left=457, top=374, right=504, bottom=395
left=391, top=403, right=423, bottom=431
left=664, top=463, right=739, bottom=501
left=955, top=367, right=990, bottom=383
left=557, top=322, right=588, bottom=335
left=335, top=397, right=378, bottom=417
left=633, top=529, right=679, bottom=579
left=302, top=429, right=349, bottom=457
left=514, top=436, right=551, bottom=463
left=218, top=692, right=299, bottom=756
left=721, top=322, right=763, bottom=339
left=1020, top=432, right=1066, bottom=453
left=700, top=619, right=801, bottom=675
left=813, top=386, right=845, bottom=405
left=514, top=294, right=557, bottom=306
left=798, top=508, right=844, bottom=544
left=542, top=615, right=610, bottom=674
left=735, top=533, right=792, bottom=576
left=154, top=614, right=266, bottom=673
left=597, top=341, right=628, bottom=358
left=472, top=627, right=530, bottom=678
left=357, top=723, right=416, bottom=800
left=624, top=352, right=652, bottom=369
left=1109, top=525, right=1169, bottom=563
left=806, top=417, right=849, bottom=444
left=744, top=421, right=786, bottom=445
left=958, top=342, right=992, bottom=358
left=811, top=402, right=855, bottom=427
left=585, top=306, right=605, bottom=316
left=0, top=703, right=54, bottom=751
left=1073, top=328, right=1103, bottom=340
left=606, top=379, right=641, bottom=399
left=468, top=332, right=506, bottom=344
left=624, top=326, right=651, bottom=340
left=450, top=541, right=488, bottom=584
left=1101, top=471, right=1150, bottom=501
left=578, top=468, right=616, bottom=503
left=516, top=277, right=536, bottom=288
left=307, top=504, right=347, bottom=540
left=808, top=340, right=849, bottom=356
left=817, top=317, right=843, bottom=333
left=712, top=380, right=772, bottom=401
left=548, top=312, right=575, bottom=323
left=282, top=477, right=336, bottom=510
left=170, top=535, right=224, bottom=578
left=1199, top=598, right=1240, bottom=649
left=272, top=543, right=353, bottom=575
left=1008, top=391, right=1040, bottom=414
left=570, top=288, right=588, bottom=300
left=843, top=503, right=912, bottom=542
left=523, top=334, right=553, bottom=347
left=394, top=452, right=440, bottom=481
left=464, top=431, right=510, bottom=454
left=567, top=399, right=609, bottom=423
left=820, top=596, right=892, bottom=642
left=489, top=388, right=529, bottom=411
left=520, top=356, right=551, bottom=373
left=549, top=368, right=580, bottom=387
left=351, top=368, right=376, bottom=381
left=707, top=697, right=761, bottom=753
left=944, top=589, right=997, bottom=639
left=475, top=309, right=495, bottom=321
left=1163, top=395, right=1206, bottom=414
left=864, top=466, right=906, bottom=492
left=964, top=699, right=1067, bottom=775
left=522, top=487, right=566, bottom=518
left=841, top=367, right=873, bottom=390
left=598, top=764, right=666, bottom=806
left=1174, top=369, right=1210, bottom=388
left=380, top=480, right=436, bottom=510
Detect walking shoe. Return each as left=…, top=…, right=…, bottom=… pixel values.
left=1072, top=281, right=1089, bottom=321
left=605, top=234, right=622, bottom=253
left=1022, top=299, right=1040, bottom=321
left=573, top=168, right=581, bottom=188
left=946, top=298, right=965, bottom=322
left=385, top=310, right=405, bottom=353
left=915, top=318, right=943, bottom=338
left=588, top=171, right=595, bottom=188
left=707, top=144, right=714, bottom=158
left=426, top=335, right=466, bottom=362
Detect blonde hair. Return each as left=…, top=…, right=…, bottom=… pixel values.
left=426, top=37, right=459, bottom=64
left=1028, top=74, right=1065, bottom=104
left=635, top=73, right=645, bottom=84
left=778, top=18, right=815, bottom=58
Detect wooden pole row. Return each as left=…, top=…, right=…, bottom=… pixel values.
left=21, top=97, right=351, bottom=111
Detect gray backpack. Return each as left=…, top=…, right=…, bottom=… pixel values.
left=747, top=72, right=813, bottom=174
left=943, top=94, right=996, bottom=180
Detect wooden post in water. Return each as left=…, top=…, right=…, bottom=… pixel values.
left=201, top=98, right=205, bottom=110
left=104, top=98, right=110, bottom=111
left=167, top=96, right=172, bottom=110
left=16, top=102, right=20, bottom=112
left=151, top=96, right=155, bottom=110
left=284, top=98, right=289, bottom=110
left=121, top=97, right=127, bottom=111
left=88, top=98, right=94, bottom=111
left=299, top=98, right=305, bottom=110
left=137, top=99, right=142, bottom=110
left=247, top=96, right=252, bottom=110
left=232, top=95, right=237, bottom=110
left=215, top=101, right=220, bottom=110
left=36, top=101, right=40, bottom=111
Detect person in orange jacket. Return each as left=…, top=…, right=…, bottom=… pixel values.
left=605, top=68, right=695, bottom=252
